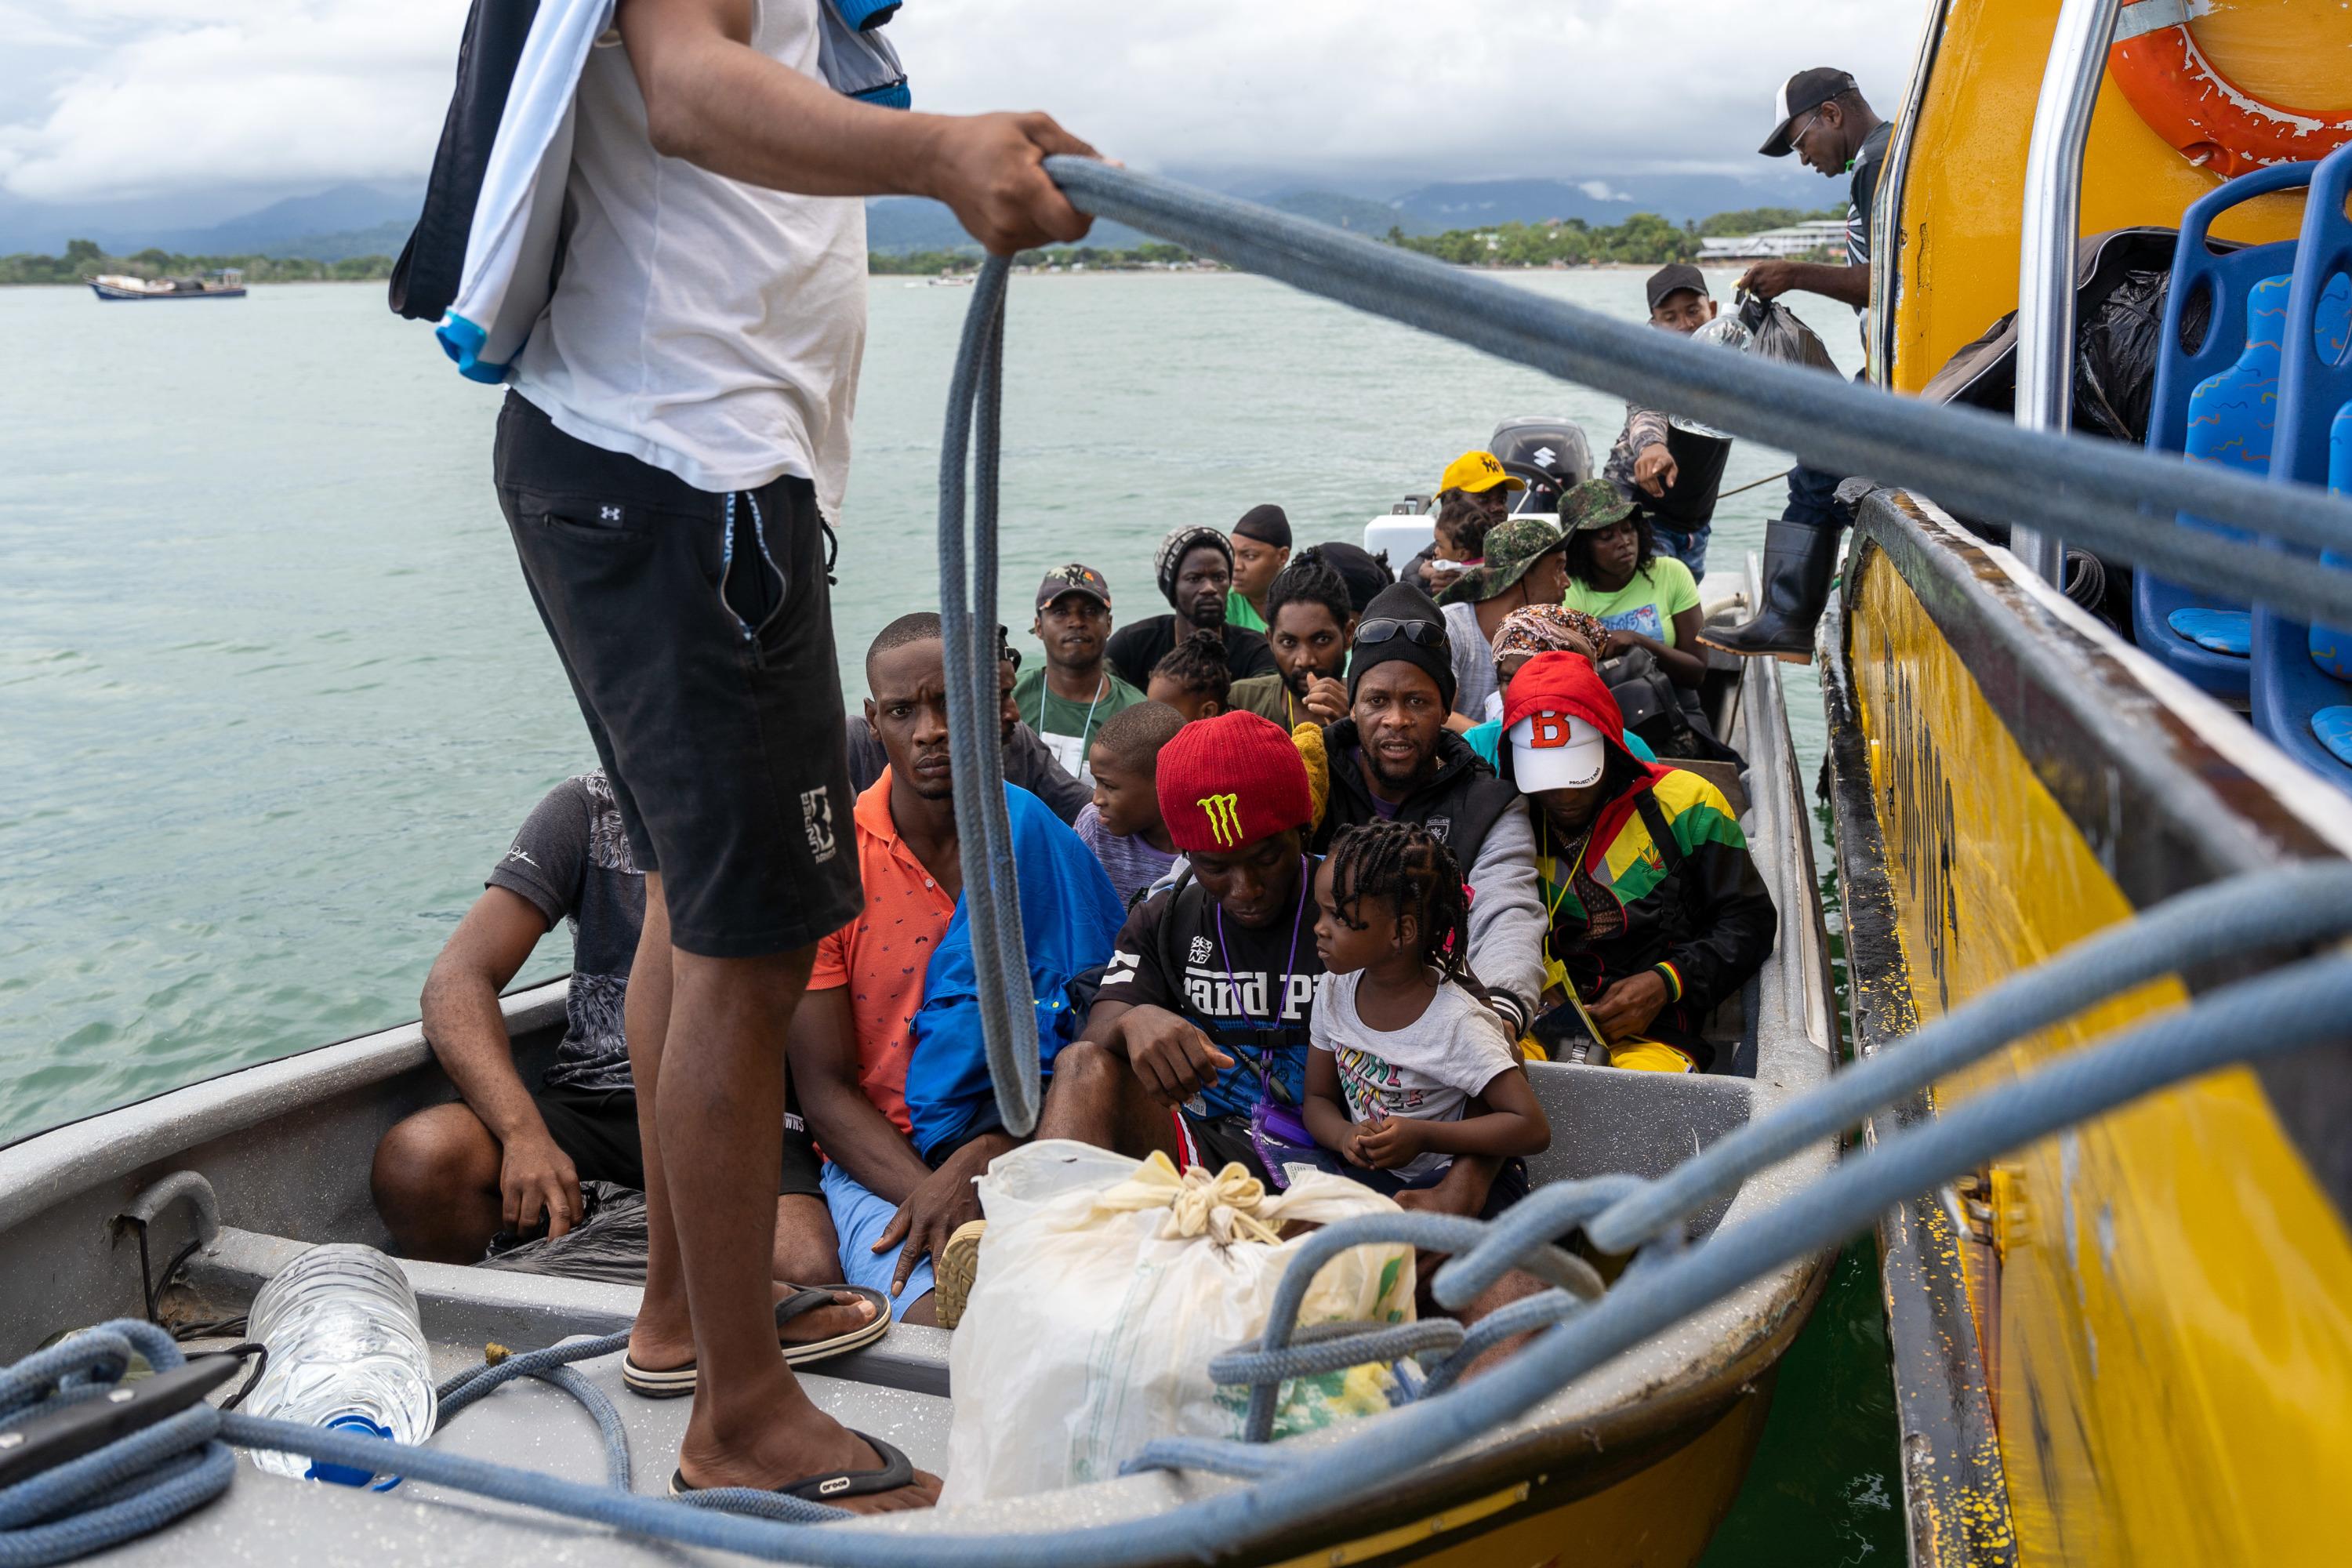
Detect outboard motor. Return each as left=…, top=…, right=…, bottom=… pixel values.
left=1486, top=417, right=1593, bottom=514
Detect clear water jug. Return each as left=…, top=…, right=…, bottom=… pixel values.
left=241, top=1243, right=437, bottom=1488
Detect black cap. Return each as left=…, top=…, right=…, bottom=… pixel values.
left=1645, top=263, right=1708, bottom=313
left=1232, top=504, right=1292, bottom=548
left=1348, top=581, right=1455, bottom=712
left=1760, top=67, right=1859, bottom=157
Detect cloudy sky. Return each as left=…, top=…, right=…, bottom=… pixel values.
left=2, top=0, right=1925, bottom=212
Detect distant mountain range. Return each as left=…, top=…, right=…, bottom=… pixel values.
left=0, top=167, right=1831, bottom=262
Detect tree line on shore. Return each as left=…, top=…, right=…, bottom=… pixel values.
left=0, top=238, right=397, bottom=286
left=1, top=205, right=1842, bottom=286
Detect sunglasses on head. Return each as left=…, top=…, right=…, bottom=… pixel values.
left=1354, top=617, right=1450, bottom=650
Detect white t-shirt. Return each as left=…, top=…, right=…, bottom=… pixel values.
left=514, top=0, right=867, bottom=511
left=1309, top=971, right=1519, bottom=1181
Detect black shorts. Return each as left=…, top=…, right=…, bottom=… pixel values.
left=532, top=1083, right=824, bottom=1199
left=494, top=391, right=862, bottom=958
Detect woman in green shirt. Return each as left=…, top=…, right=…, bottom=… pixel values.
left=1557, top=481, right=1709, bottom=691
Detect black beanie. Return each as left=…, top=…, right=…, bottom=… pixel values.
left=1348, top=581, right=1456, bottom=711
left=1317, top=541, right=1396, bottom=615
left=1233, top=504, right=1292, bottom=549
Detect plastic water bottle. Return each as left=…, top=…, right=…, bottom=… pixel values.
left=241, top=1243, right=437, bottom=1488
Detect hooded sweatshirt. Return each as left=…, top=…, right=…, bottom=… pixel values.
left=1503, top=659, right=1775, bottom=1067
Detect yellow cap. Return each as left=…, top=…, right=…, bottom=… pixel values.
left=1439, top=449, right=1527, bottom=495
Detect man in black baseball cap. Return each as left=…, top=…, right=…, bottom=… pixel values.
left=1742, top=68, right=1886, bottom=310
left=1703, top=68, right=1889, bottom=662
left=1018, top=564, right=1145, bottom=782
left=1602, top=263, right=1730, bottom=575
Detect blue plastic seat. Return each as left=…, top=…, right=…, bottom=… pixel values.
left=2252, top=137, right=2352, bottom=790
left=2136, top=162, right=2318, bottom=702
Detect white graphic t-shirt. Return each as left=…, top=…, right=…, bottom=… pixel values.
left=1308, top=971, right=1519, bottom=1181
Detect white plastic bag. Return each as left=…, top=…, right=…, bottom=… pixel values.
left=938, top=1142, right=1417, bottom=1505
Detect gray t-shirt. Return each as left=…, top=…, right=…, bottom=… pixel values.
left=486, top=771, right=646, bottom=1094
left=1073, top=803, right=1178, bottom=909
left=1443, top=601, right=1501, bottom=723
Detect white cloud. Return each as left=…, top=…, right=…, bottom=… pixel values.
left=2, top=2, right=470, bottom=202
left=5, top=0, right=1923, bottom=204
left=1577, top=180, right=1632, bottom=202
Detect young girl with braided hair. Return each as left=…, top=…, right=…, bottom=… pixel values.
left=1302, top=820, right=1549, bottom=1203
left=1145, top=629, right=1232, bottom=722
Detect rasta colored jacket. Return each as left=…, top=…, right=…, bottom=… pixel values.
left=1517, top=673, right=1775, bottom=1067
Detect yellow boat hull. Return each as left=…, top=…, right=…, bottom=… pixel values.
left=1824, top=493, right=2352, bottom=1565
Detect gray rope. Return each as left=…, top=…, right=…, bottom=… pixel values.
left=1585, top=860, right=2352, bottom=1253
left=1207, top=1319, right=1466, bottom=1388
left=935, top=254, right=1037, bottom=1137
left=1040, top=159, right=2352, bottom=628
left=1417, top=1289, right=1586, bottom=1398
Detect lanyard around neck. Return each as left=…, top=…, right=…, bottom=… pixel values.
left=1211, top=855, right=1311, bottom=1085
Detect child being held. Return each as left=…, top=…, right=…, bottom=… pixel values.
left=1146, top=630, right=1232, bottom=723
left=1303, top=822, right=1549, bottom=1210
left=1074, top=700, right=1185, bottom=906
left=1416, top=493, right=1493, bottom=594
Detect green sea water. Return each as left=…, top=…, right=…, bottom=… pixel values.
left=0, top=270, right=1895, bottom=1560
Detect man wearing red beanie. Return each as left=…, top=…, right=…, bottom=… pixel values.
left=1034, top=711, right=1335, bottom=1184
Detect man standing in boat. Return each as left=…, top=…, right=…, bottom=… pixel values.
left=488, top=0, right=1094, bottom=1508
left=1704, top=67, right=1889, bottom=662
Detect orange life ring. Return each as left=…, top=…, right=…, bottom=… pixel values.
left=2107, top=0, right=2352, bottom=177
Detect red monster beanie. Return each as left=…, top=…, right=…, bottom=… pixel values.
left=1156, top=710, right=1314, bottom=855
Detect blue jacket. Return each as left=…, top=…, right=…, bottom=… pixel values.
left=905, top=785, right=1125, bottom=1162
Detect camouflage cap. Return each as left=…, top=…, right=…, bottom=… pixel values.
left=1434, top=515, right=1569, bottom=606
left=1558, top=477, right=1638, bottom=532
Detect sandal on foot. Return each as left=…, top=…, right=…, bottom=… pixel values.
left=931, top=1220, right=987, bottom=1330
left=668, top=1430, right=917, bottom=1503
left=622, top=1285, right=890, bottom=1399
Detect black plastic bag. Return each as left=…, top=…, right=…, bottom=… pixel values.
left=1735, top=291, right=1841, bottom=376
left=479, top=1181, right=649, bottom=1285
left=1919, top=227, right=2214, bottom=445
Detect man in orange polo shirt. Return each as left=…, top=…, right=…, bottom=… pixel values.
left=786, top=612, right=1013, bottom=1324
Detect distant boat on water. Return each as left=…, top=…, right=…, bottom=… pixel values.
left=87, top=269, right=247, bottom=301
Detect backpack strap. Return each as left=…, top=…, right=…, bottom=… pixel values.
left=1634, top=787, right=1687, bottom=878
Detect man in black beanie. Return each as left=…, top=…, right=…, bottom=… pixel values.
left=1226, top=504, right=1293, bottom=634
left=1105, top=524, right=1279, bottom=691
left=1308, top=581, right=1544, bottom=1036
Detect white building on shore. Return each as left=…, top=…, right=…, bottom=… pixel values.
left=1698, top=219, right=1846, bottom=260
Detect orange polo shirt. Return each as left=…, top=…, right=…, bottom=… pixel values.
left=810, top=771, right=959, bottom=1138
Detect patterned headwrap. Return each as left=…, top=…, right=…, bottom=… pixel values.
left=1155, top=526, right=1233, bottom=607
left=1489, top=604, right=1606, bottom=666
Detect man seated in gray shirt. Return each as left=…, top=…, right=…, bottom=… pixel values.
left=371, top=771, right=840, bottom=1292
left=844, top=627, right=1091, bottom=823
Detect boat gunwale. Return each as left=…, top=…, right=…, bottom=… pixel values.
left=1841, top=488, right=2352, bottom=1211
left=1816, top=564, right=2019, bottom=1568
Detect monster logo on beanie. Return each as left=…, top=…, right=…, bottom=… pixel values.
left=1156, top=711, right=1313, bottom=855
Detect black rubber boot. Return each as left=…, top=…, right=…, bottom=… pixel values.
left=1699, top=518, right=1841, bottom=663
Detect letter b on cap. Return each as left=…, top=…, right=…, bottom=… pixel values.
left=1526, top=713, right=1569, bottom=749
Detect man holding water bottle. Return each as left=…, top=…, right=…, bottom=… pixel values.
left=488, top=0, right=1095, bottom=1508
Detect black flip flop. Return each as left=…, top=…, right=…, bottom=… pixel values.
left=622, top=1285, right=890, bottom=1399
left=668, top=1429, right=917, bottom=1504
